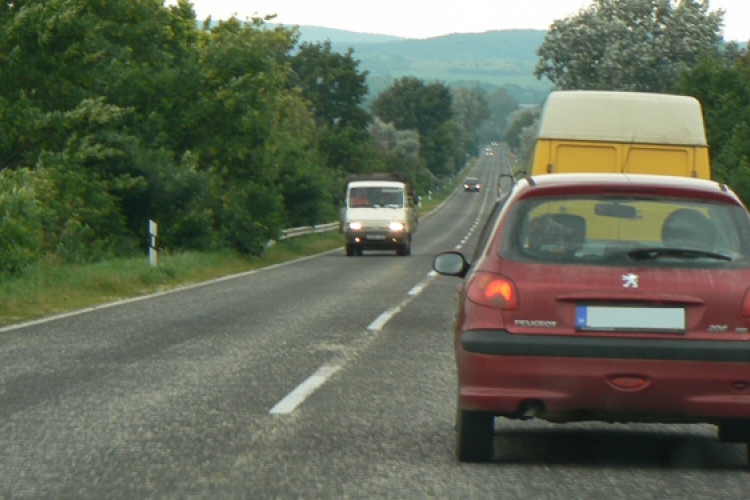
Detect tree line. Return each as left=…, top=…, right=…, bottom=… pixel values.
left=504, top=0, right=750, bottom=204
left=0, top=0, right=517, bottom=276
left=4, top=0, right=748, bottom=278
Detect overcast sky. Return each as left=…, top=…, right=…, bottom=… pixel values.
left=170, top=0, right=749, bottom=42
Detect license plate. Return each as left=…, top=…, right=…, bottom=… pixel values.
left=366, top=235, right=386, bottom=240
left=575, top=305, right=685, bottom=332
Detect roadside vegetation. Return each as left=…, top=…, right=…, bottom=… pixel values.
left=2, top=0, right=748, bottom=323
left=0, top=231, right=345, bottom=327
left=0, top=177, right=460, bottom=327
left=0, top=1, right=506, bottom=282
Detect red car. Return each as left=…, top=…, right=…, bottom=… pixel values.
left=434, top=173, right=750, bottom=463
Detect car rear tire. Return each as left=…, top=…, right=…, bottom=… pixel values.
left=455, top=408, right=494, bottom=462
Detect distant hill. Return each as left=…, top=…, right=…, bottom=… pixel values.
left=283, top=26, right=552, bottom=104
left=351, top=29, right=545, bottom=62
left=272, top=24, right=405, bottom=46
left=261, top=24, right=551, bottom=104
left=353, top=30, right=552, bottom=103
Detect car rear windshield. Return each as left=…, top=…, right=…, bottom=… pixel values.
left=501, top=195, right=750, bottom=267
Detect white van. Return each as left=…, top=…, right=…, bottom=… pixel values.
left=340, top=173, right=418, bottom=256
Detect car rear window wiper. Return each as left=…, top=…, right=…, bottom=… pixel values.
left=627, top=247, right=732, bottom=261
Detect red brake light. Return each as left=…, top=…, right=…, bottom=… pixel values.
left=466, top=272, right=518, bottom=309
left=742, top=289, right=750, bottom=317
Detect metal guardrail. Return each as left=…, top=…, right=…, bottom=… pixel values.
left=278, top=222, right=339, bottom=240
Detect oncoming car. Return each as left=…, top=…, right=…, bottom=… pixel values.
left=434, top=173, right=750, bottom=463
left=463, top=177, right=482, bottom=192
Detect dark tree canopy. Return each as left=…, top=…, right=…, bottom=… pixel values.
left=674, top=49, right=750, bottom=192
left=371, top=77, right=458, bottom=176
left=289, top=40, right=375, bottom=178
left=290, top=41, right=370, bottom=130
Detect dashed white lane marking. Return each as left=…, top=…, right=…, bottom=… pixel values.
left=271, top=176, right=492, bottom=414
left=368, top=270, right=438, bottom=331
left=407, top=271, right=437, bottom=296
left=269, top=364, right=342, bottom=415
left=367, top=304, right=405, bottom=332
left=272, top=271, right=435, bottom=415
left=456, top=190, right=489, bottom=250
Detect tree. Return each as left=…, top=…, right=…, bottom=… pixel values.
left=535, top=0, right=723, bottom=91
left=451, top=87, right=491, bottom=158
left=192, top=18, right=309, bottom=254
left=504, top=106, right=541, bottom=169
left=289, top=40, right=375, bottom=181
left=476, top=88, right=520, bottom=145
left=0, top=168, right=44, bottom=275
left=371, top=77, right=457, bottom=177
left=368, top=117, right=433, bottom=193
left=290, top=41, right=370, bottom=130
left=0, top=0, right=208, bottom=259
left=673, top=47, right=750, bottom=196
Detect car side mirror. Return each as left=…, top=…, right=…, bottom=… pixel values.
left=498, top=173, right=516, bottom=194
left=433, top=251, right=470, bottom=278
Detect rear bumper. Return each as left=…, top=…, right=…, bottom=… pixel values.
left=457, top=329, right=750, bottom=422
left=461, top=329, right=750, bottom=362
left=345, top=231, right=408, bottom=249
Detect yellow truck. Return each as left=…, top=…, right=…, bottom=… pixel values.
left=528, top=90, right=710, bottom=179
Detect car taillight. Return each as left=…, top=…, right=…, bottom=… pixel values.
left=742, top=289, right=750, bottom=317
left=466, top=272, right=518, bottom=309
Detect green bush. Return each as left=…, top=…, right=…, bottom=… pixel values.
left=0, top=168, right=43, bottom=275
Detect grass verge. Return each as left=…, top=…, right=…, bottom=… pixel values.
left=0, top=231, right=345, bottom=327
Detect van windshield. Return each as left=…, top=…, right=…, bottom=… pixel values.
left=349, top=187, right=404, bottom=208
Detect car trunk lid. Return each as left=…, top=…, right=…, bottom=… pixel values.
left=499, top=261, right=750, bottom=340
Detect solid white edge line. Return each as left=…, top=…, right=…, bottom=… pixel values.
left=0, top=247, right=343, bottom=333
left=269, top=364, right=342, bottom=415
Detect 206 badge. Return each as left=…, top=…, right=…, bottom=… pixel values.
left=622, top=273, right=639, bottom=288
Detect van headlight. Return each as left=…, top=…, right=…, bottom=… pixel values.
left=389, top=221, right=405, bottom=232
left=348, top=221, right=363, bottom=231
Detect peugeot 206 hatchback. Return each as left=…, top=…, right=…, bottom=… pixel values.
left=434, top=173, right=750, bottom=463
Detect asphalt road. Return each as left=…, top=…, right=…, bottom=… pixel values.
left=2, top=146, right=749, bottom=499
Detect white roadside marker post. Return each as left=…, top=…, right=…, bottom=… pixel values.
left=149, top=219, right=158, bottom=267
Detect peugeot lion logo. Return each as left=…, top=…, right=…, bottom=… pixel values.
left=622, top=273, right=639, bottom=288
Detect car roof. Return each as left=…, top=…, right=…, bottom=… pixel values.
left=512, top=173, right=739, bottom=204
